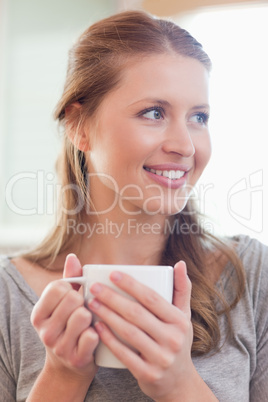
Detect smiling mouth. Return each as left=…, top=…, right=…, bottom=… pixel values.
left=143, top=167, right=186, bottom=180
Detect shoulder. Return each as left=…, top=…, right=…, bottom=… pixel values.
left=231, top=234, right=268, bottom=292
left=0, top=255, right=17, bottom=285
left=0, top=256, right=45, bottom=400
left=233, top=234, right=268, bottom=261
left=1, top=255, right=63, bottom=298
left=0, top=255, right=39, bottom=364
left=218, top=234, right=268, bottom=321
left=232, top=234, right=268, bottom=285
left=0, top=255, right=38, bottom=306
left=231, top=235, right=268, bottom=325
left=231, top=236, right=268, bottom=397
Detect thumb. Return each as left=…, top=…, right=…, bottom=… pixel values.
left=173, top=260, right=192, bottom=319
left=63, top=253, right=83, bottom=290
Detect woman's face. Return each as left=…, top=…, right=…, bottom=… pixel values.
left=85, top=53, right=211, bottom=217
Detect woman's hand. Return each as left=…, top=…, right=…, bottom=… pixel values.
left=29, top=254, right=99, bottom=400
left=88, top=261, right=217, bottom=401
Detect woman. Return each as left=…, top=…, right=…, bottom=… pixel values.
left=0, top=10, right=267, bottom=401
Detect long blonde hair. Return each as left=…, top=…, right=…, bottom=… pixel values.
left=23, top=10, right=245, bottom=356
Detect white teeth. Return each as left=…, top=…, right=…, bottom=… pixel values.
left=145, top=167, right=185, bottom=180
left=175, top=170, right=184, bottom=179
left=170, top=170, right=176, bottom=179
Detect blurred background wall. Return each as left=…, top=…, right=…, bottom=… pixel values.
left=0, top=0, right=117, bottom=252
left=1, top=0, right=267, bottom=253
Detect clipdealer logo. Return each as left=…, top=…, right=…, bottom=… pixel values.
left=66, top=217, right=214, bottom=238
left=4, top=169, right=264, bottom=234
left=227, top=170, right=263, bottom=233
left=4, top=171, right=214, bottom=217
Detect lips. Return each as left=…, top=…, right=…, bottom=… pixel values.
left=143, top=164, right=190, bottom=189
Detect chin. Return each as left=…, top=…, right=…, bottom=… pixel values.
left=142, top=199, right=188, bottom=217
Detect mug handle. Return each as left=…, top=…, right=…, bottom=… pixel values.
left=61, top=277, right=87, bottom=286
left=61, top=277, right=92, bottom=302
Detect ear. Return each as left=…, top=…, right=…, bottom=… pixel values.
left=65, top=102, right=90, bottom=152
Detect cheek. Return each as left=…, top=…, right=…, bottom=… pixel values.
left=194, top=135, right=212, bottom=173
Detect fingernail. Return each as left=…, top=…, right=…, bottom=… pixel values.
left=95, top=321, right=105, bottom=333
left=110, top=271, right=122, bottom=282
left=89, top=298, right=101, bottom=310
left=90, top=282, right=102, bottom=294
left=67, top=253, right=77, bottom=259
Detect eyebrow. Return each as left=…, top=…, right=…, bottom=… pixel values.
left=129, top=98, right=171, bottom=107
left=129, top=98, right=210, bottom=111
left=191, top=104, right=210, bottom=111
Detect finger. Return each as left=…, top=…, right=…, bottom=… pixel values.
left=53, top=306, right=97, bottom=361
left=63, top=253, right=83, bottom=291
left=92, top=296, right=191, bottom=372
left=173, top=261, right=192, bottom=319
left=107, top=271, right=180, bottom=323
left=94, top=321, right=153, bottom=380
left=89, top=285, right=176, bottom=346
left=89, top=294, right=185, bottom=368
left=76, top=327, right=99, bottom=366
left=56, top=306, right=92, bottom=350
left=89, top=298, right=164, bottom=361
left=32, top=283, right=85, bottom=346
left=31, top=280, right=73, bottom=326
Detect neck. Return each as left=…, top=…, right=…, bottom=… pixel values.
left=69, top=213, right=171, bottom=266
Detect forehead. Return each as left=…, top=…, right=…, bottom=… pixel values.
left=101, top=53, right=210, bottom=108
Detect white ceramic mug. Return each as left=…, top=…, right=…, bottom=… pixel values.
left=63, top=264, right=173, bottom=369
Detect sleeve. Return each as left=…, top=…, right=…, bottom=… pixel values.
left=248, top=240, right=268, bottom=400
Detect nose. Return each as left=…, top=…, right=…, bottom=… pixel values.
left=161, top=120, right=195, bottom=157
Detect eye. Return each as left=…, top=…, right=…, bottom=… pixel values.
left=189, top=112, right=209, bottom=126
left=142, top=107, right=164, bottom=120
